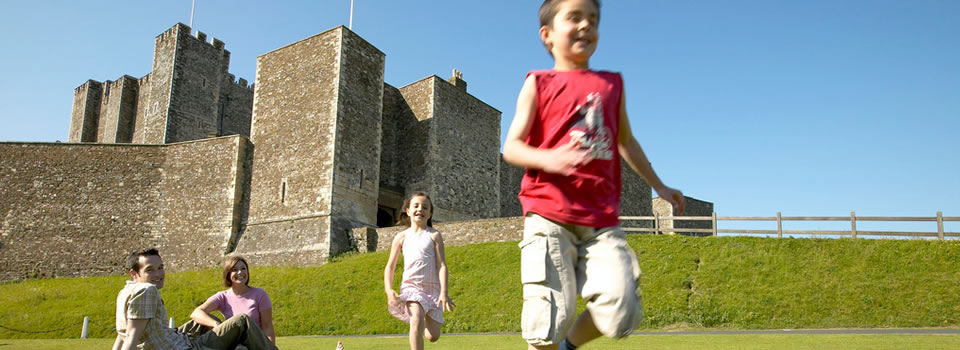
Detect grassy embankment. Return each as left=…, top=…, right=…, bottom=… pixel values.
left=1, top=235, right=958, bottom=339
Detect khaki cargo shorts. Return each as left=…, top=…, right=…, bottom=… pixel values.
left=519, top=213, right=643, bottom=346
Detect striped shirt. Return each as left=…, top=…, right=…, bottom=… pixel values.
left=116, top=281, right=191, bottom=350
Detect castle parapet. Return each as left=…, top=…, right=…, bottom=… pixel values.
left=74, top=79, right=103, bottom=95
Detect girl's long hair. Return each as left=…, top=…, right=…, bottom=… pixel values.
left=397, top=191, right=434, bottom=227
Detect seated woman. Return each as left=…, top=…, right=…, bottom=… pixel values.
left=189, top=255, right=276, bottom=343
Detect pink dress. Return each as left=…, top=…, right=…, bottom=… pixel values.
left=389, top=228, right=444, bottom=324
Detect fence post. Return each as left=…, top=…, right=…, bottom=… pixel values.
left=776, top=211, right=782, bottom=238
left=937, top=211, right=944, bottom=241
left=712, top=212, right=718, bottom=237
left=654, top=213, right=660, bottom=235
left=169, top=317, right=175, bottom=328
left=81, top=316, right=89, bottom=339
left=851, top=211, right=857, bottom=239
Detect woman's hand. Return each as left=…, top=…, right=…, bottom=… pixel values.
left=436, top=293, right=455, bottom=312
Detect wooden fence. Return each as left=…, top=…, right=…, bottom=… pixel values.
left=621, top=211, right=960, bottom=240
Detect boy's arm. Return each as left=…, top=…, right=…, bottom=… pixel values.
left=503, top=75, right=591, bottom=175
left=617, top=87, right=686, bottom=214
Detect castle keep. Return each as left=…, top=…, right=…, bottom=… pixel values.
left=70, top=25, right=254, bottom=145
left=0, top=23, right=654, bottom=280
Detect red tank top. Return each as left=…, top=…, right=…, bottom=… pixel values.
left=519, top=69, right=623, bottom=228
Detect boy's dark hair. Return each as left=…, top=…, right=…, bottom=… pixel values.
left=539, top=0, right=602, bottom=28
left=127, top=248, right=161, bottom=272
left=222, top=255, right=250, bottom=288
left=397, top=191, right=434, bottom=227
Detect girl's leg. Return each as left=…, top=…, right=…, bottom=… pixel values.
left=406, top=301, right=426, bottom=350
left=423, top=314, right=442, bottom=342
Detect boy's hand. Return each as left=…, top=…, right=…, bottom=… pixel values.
left=656, top=186, right=686, bottom=215
left=541, top=141, right=593, bottom=175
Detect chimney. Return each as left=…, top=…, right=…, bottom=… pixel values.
left=448, top=69, right=467, bottom=92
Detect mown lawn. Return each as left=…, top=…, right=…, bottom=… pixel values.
left=1, top=235, right=958, bottom=339
left=2, top=333, right=960, bottom=350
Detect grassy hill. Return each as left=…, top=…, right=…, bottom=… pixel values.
left=1, top=235, right=958, bottom=339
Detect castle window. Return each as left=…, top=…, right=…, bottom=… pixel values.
left=359, top=170, right=363, bottom=189
left=202, top=78, right=206, bottom=87
left=281, top=178, right=288, bottom=204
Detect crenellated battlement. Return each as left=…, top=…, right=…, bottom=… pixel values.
left=155, top=22, right=188, bottom=45
left=222, top=73, right=252, bottom=90
left=181, top=27, right=228, bottom=52
left=74, top=79, right=103, bottom=94
left=139, top=73, right=152, bottom=86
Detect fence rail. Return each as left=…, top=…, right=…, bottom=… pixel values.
left=621, top=211, right=959, bottom=240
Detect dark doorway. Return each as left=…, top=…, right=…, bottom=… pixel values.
left=377, top=207, right=395, bottom=228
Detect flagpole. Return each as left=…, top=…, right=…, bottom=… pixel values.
left=190, top=0, right=197, bottom=28
left=349, top=0, right=354, bottom=30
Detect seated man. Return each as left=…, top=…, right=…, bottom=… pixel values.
left=112, top=248, right=278, bottom=350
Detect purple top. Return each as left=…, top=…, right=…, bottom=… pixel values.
left=207, top=286, right=272, bottom=327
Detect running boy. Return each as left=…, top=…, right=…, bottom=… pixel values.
left=503, top=1, right=686, bottom=349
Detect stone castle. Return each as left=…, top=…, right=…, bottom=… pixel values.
left=0, top=23, right=691, bottom=281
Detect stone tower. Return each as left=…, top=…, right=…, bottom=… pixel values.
left=238, top=26, right=385, bottom=264
left=68, top=23, right=253, bottom=144
left=377, top=74, right=501, bottom=223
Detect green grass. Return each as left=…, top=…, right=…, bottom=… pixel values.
left=1, top=236, right=959, bottom=339
left=3, top=333, right=960, bottom=350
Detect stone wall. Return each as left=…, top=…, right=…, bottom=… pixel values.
left=429, top=77, right=501, bottom=220
left=69, top=80, right=102, bottom=143
left=0, top=142, right=166, bottom=280
left=97, top=76, right=139, bottom=143
left=218, top=76, right=254, bottom=137
left=363, top=216, right=525, bottom=253
left=241, top=27, right=344, bottom=263
left=156, top=137, right=250, bottom=270
left=620, top=161, right=654, bottom=228
left=379, top=84, right=403, bottom=190
left=329, top=27, right=386, bottom=254
left=0, top=137, right=251, bottom=281
left=653, top=196, right=714, bottom=236
left=137, top=24, right=180, bottom=144
left=499, top=157, right=524, bottom=217
left=165, top=26, right=230, bottom=143
left=396, top=78, right=435, bottom=197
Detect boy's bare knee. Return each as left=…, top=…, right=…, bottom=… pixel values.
left=427, top=334, right=440, bottom=342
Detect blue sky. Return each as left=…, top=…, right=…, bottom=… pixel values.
left=1, top=1, right=957, bottom=233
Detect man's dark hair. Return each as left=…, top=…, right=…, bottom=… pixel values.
left=539, top=0, right=602, bottom=28
left=127, top=248, right=161, bottom=272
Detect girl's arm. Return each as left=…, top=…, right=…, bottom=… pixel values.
left=260, top=307, right=275, bottom=343
left=190, top=298, right=222, bottom=328
left=432, top=231, right=455, bottom=312
left=383, top=232, right=405, bottom=307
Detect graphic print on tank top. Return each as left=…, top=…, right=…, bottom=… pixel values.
left=567, top=92, right=613, bottom=161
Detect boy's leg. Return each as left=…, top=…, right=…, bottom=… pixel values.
left=566, top=310, right=603, bottom=346
left=193, top=314, right=278, bottom=350
left=520, top=214, right=579, bottom=349
left=575, top=227, right=643, bottom=342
